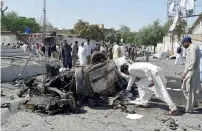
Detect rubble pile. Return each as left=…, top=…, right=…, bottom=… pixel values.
left=17, top=65, right=82, bottom=115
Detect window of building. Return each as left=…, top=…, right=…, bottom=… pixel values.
left=34, top=35, right=36, bottom=37
left=30, top=35, right=32, bottom=37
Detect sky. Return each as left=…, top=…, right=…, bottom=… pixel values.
left=3, top=0, right=202, bottom=31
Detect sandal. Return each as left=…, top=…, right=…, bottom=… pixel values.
left=165, top=110, right=178, bottom=116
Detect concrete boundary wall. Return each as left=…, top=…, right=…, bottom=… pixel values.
left=1, top=52, right=32, bottom=57
left=1, top=49, right=24, bottom=53
left=1, top=64, right=46, bottom=83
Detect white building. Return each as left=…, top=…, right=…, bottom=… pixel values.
left=190, top=13, right=202, bottom=34
left=1, top=31, right=18, bottom=45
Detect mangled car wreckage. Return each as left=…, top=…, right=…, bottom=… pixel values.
left=6, top=51, right=138, bottom=115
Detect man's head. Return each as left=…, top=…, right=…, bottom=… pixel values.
left=75, top=41, right=78, bottom=46
left=64, top=40, right=67, bottom=44
left=81, top=42, right=84, bottom=46
left=87, top=38, right=90, bottom=43
left=120, top=64, right=129, bottom=75
left=181, top=36, right=192, bottom=49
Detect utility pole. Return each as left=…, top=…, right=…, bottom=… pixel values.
left=167, top=0, right=180, bottom=55
left=43, top=0, right=46, bottom=38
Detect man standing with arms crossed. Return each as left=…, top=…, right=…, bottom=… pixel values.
left=181, top=36, right=201, bottom=113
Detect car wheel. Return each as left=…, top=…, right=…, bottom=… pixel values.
left=91, top=51, right=107, bottom=64
left=75, top=67, right=85, bottom=96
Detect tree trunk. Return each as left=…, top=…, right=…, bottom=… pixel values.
left=153, top=46, right=156, bottom=53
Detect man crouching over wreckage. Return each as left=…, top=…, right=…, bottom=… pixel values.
left=120, top=62, right=178, bottom=116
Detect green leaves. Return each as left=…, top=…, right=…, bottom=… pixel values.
left=1, top=11, right=40, bottom=33
left=73, top=20, right=104, bottom=40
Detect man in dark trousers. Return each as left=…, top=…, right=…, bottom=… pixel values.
left=72, top=41, right=78, bottom=67
left=62, top=41, right=72, bottom=69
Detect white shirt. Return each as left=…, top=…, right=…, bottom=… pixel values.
left=78, top=46, right=87, bottom=66
left=126, top=62, right=160, bottom=91
left=113, top=44, right=121, bottom=58
left=84, top=42, right=92, bottom=56
left=22, top=44, right=28, bottom=52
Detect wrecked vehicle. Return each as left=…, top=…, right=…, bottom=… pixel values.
left=13, top=52, right=138, bottom=115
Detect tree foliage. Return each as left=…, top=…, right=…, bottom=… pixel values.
left=73, top=20, right=89, bottom=37
left=105, top=28, right=121, bottom=44
left=173, top=19, right=187, bottom=41
left=117, top=25, right=131, bottom=43
left=73, top=20, right=104, bottom=40
left=72, top=18, right=182, bottom=53
left=1, top=11, right=40, bottom=33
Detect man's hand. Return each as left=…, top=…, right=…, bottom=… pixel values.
left=181, top=72, right=186, bottom=79
left=148, top=80, right=154, bottom=87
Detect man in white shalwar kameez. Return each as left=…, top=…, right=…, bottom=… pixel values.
left=22, top=43, right=28, bottom=52
left=120, top=62, right=178, bottom=115
left=78, top=42, right=87, bottom=67
left=181, top=37, right=201, bottom=113
left=112, top=43, right=121, bottom=59
left=175, top=45, right=184, bottom=65
left=84, top=39, right=93, bottom=65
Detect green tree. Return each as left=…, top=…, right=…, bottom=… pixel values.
left=73, top=19, right=104, bottom=40
left=1, top=11, right=40, bottom=32
left=133, top=20, right=165, bottom=53
left=150, top=20, right=165, bottom=49
left=105, top=28, right=121, bottom=44
left=117, top=25, right=131, bottom=43
left=87, top=24, right=104, bottom=40
left=73, top=19, right=90, bottom=37
left=162, top=21, right=169, bottom=35
left=173, top=19, right=187, bottom=41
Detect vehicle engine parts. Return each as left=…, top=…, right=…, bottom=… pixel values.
left=14, top=59, right=138, bottom=115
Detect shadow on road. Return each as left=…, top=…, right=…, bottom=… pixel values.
left=189, top=108, right=202, bottom=115
left=166, top=76, right=182, bottom=89
left=147, top=101, right=185, bottom=116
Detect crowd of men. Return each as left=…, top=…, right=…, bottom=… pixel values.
left=33, top=38, right=148, bottom=69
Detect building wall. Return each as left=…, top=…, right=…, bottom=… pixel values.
left=162, top=35, right=172, bottom=52
left=156, top=35, right=178, bottom=55
left=185, top=34, right=202, bottom=44
left=1, top=32, right=17, bottom=45
left=192, top=21, right=202, bottom=34
left=156, top=43, right=164, bottom=53
left=98, top=24, right=104, bottom=29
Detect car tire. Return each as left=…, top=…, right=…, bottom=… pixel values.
left=91, top=51, right=107, bottom=64
left=75, top=67, right=86, bottom=96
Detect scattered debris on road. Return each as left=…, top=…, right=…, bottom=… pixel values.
left=4, top=60, right=138, bottom=115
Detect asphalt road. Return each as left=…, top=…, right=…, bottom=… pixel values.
left=1, top=58, right=202, bottom=131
